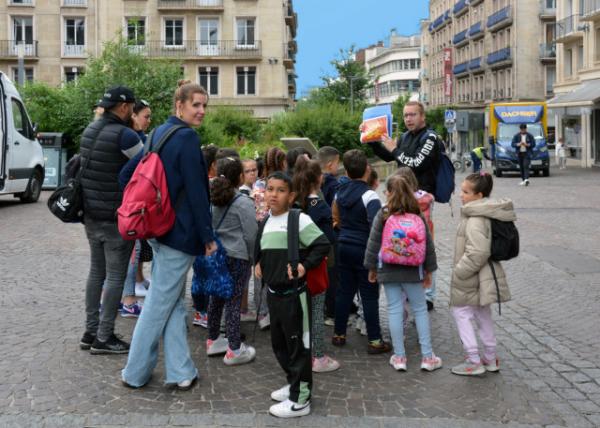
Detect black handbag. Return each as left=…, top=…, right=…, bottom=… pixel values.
left=47, top=123, right=104, bottom=223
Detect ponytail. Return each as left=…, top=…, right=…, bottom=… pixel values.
left=210, top=157, right=243, bottom=206
left=292, top=157, right=322, bottom=211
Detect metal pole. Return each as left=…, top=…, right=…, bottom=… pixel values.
left=17, top=43, right=25, bottom=86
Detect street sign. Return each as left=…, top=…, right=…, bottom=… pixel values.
left=445, top=109, right=457, bottom=123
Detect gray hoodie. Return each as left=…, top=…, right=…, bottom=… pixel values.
left=451, top=197, right=516, bottom=307
left=364, top=209, right=437, bottom=284
left=211, top=191, right=258, bottom=262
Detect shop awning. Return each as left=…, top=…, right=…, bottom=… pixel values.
left=548, top=79, right=600, bottom=108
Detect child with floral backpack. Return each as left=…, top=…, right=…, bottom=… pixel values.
left=363, top=175, right=442, bottom=372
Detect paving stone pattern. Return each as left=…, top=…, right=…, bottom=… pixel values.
left=0, top=166, right=599, bottom=427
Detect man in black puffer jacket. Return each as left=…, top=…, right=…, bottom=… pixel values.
left=370, top=101, right=441, bottom=194
left=78, top=86, right=143, bottom=355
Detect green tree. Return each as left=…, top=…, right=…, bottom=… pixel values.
left=18, top=82, right=69, bottom=134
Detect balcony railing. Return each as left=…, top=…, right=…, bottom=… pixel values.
left=62, top=0, right=87, bottom=6
left=581, top=0, right=600, bottom=20
left=540, top=2, right=556, bottom=17
left=539, top=43, right=556, bottom=59
left=127, top=40, right=262, bottom=58
left=469, top=57, right=482, bottom=71
left=452, top=29, right=469, bottom=46
left=430, top=9, right=451, bottom=32
left=64, top=44, right=85, bottom=56
left=555, top=15, right=581, bottom=40
left=487, top=6, right=512, bottom=29
left=469, top=21, right=483, bottom=38
left=453, top=61, right=469, bottom=75
left=0, top=40, right=38, bottom=57
left=157, top=0, right=224, bottom=9
left=487, top=47, right=511, bottom=65
left=453, top=0, right=469, bottom=16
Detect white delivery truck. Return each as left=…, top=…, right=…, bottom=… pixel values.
left=0, top=72, right=44, bottom=203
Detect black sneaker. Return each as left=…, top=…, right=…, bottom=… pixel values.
left=80, top=332, right=96, bottom=350
left=90, top=334, right=130, bottom=355
left=427, top=300, right=434, bottom=311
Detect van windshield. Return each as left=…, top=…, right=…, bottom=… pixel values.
left=498, top=123, right=544, bottom=141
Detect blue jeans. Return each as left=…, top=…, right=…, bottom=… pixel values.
left=425, top=271, right=437, bottom=302
left=122, top=240, right=196, bottom=387
left=334, top=243, right=381, bottom=342
left=471, top=152, right=482, bottom=172
left=383, top=281, right=433, bottom=358
left=518, top=155, right=530, bottom=181
left=123, top=240, right=141, bottom=298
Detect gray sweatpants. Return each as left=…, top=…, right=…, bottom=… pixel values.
left=84, top=218, right=134, bottom=342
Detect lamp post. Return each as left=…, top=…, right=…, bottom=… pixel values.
left=348, top=75, right=361, bottom=114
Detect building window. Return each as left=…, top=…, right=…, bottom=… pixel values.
left=578, top=44, right=584, bottom=70
left=165, top=18, right=184, bottom=46
left=236, top=66, right=256, bottom=95
left=64, top=66, right=83, bottom=82
left=236, top=18, right=255, bottom=47
left=64, top=17, right=85, bottom=55
left=546, top=66, right=556, bottom=95
left=565, top=48, right=573, bottom=77
left=12, top=67, right=33, bottom=83
left=127, top=18, right=145, bottom=46
left=13, top=16, right=33, bottom=45
left=595, top=28, right=600, bottom=61
left=199, top=67, right=218, bottom=95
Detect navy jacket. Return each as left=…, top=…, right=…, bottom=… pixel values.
left=335, top=179, right=381, bottom=248
left=119, top=116, right=213, bottom=255
left=511, top=132, right=536, bottom=158
left=305, top=195, right=335, bottom=245
left=320, top=173, right=339, bottom=207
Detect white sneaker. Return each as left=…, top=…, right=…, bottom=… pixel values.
left=420, top=354, right=443, bottom=371
left=206, top=335, right=229, bottom=356
left=525, top=179, right=530, bottom=186
left=324, top=317, right=334, bottom=326
left=389, top=355, right=407, bottom=371
left=518, top=180, right=527, bottom=186
left=360, top=320, right=367, bottom=336
left=134, top=281, right=148, bottom=297
left=270, top=384, right=290, bottom=402
left=223, top=343, right=256, bottom=366
left=258, top=314, right=270, bottom=330
left=482, top=357, right=500, bottom=372
left=269, top=399, right=310, bottom=418
left=312, top=355, right=341, bottom=373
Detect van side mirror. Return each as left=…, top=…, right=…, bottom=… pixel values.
left=32, top=123, right=38, bottom=134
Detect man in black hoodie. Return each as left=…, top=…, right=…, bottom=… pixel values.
left=370, top=101, right=440, bottom=194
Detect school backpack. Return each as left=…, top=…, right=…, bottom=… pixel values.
left=429, top=132, right=455, bottom=203
left=380, top=212, right=427, bottom=266
left=489, top=219, right=520, bottom=261
left=117, top=124, right=185, bottom=240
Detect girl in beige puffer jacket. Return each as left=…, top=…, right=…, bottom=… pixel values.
left=450, top=173, right=516, bottom=376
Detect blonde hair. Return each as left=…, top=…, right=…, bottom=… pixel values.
left=383, top=175, right=421, bottom=221
left=404, top=101, right=425, bottom=116
left=173, top=79, right=208, bottom=113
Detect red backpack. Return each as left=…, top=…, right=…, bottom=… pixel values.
left=117, top=125, right=185, bottom=240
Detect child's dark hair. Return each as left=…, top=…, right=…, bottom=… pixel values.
left=317, top=146, right=340, bottom=167
left=292, top=157, right=322, bottom=210
left=267, top=171, right=293, bottom=192
left=216, top=147, right=240, bottom=160
left=394, top=167, right=419, bottom=192
left=133, top=99, right=150, bottom=114
left=465, top=172, right=494, bottom=197
left=255, top=156, right=265, bottom=178
left=367, top=168, right=379, bottom=188
left=286, top=147, right=312, bottom=173
left=264, top=147, right=287, bottom=176
left=210, top=157, right=243, bottom=206
left=384, top=175, right=421, bottom=220
left=202, top=144, right=219, bottom=169
left=343, top=149, right=368, bottom=179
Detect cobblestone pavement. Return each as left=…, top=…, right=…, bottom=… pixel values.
left=0, top=165, right=599, bottom=427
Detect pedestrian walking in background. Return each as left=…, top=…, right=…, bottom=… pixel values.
left=450, top=173, right=514, bottom=376
left=512, top=124, right=536, bottom=186
left=79, top=86, right=143, bottom=354
left=555, top=137, right=567, bottom=170
left=364, top=175, right=442, bottom=373
left=120, top=80, right=216, bottom=390
left=470, top=146, right=490, bottom=173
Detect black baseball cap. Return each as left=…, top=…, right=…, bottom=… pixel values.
left=98, top=86, right=136, bottom=108
left=519, top=123, right=528, bottom=129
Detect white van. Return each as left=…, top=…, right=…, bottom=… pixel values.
left=0, top=72, right=44, bottom=203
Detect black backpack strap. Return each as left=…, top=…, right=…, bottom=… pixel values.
left=488, top=260, right=502, bottom=316
left=215, top=194, right=243, bottom=231
left=143, top=129, right=155, bottom=156
left=252, top=213, right=270, bottom=342
left=150, top=124, right=187, bottom=154
left=287, top=208, right=301, bottom=289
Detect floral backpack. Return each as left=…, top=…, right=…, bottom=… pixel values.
left=380, top=212, right=427, bottom=266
